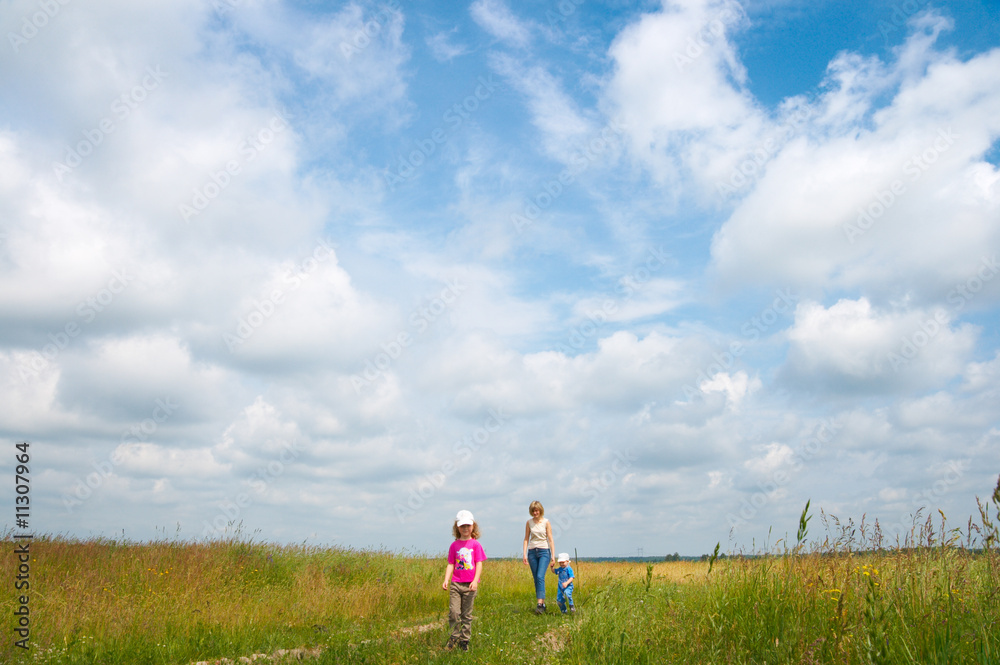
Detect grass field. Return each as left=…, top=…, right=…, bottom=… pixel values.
left=2, top=501, right=998, bottom=664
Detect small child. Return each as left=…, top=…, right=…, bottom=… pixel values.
left=551, top=552, right=575, bottom=613
left=441, top=509, right=486, bottom=651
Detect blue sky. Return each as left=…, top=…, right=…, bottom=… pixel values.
left=1, top=0, right=999, bottom=558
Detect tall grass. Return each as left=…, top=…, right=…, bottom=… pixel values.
left=559, top=493, right=1000, bottom=665
left=0, top=534, right=445, bottom=664
left=3, top=481, right=998, bottom=664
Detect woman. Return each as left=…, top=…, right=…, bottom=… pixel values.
left=521, top=500, right=555, bottom=613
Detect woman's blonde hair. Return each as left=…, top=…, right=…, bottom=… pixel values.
left=529, top=500, right=544, bottom=517
left=453, top=520, right=481, bottom=539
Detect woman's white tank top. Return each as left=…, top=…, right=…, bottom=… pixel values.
left=527, top=518, right=549, bottom=549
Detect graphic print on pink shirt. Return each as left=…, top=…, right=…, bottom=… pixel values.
left=456, top=546, right=474, bottom=571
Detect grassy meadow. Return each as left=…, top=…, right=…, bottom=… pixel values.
left=2, top=504, right=999, bottom=664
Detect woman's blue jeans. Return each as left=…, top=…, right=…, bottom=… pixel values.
left=527, top=548, right=550, bottom=601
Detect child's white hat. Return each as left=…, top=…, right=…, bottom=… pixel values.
left=456, top=509, right=475, bottom=526
left=557, top=552, right=570, bottom=562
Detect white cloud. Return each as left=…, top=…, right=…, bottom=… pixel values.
left=57, top=334, right=236, bottom=420
left=470, top=0, right=532, bottom=49
left=433, top=329, right=695, bottom=417
left=426, top=29, right=469, bottom=62
left=962, top=350, right=1000, bottom=394
left=879, top=487, right=908, bottom=502
left=572, top=277, right=686, bottom=324
left=700, top=370, right=761, bottom=409
left=709, top=17, right=1000, bottom=297
left=290, top=4, right=410, bottom=108
left=604, top=0, right=762, bottom=192
left=782, top=298, right=977, bottom=393
left=490, top=54, right=593, bottom=161
left=116, top=442, right=228, bottom=479
left=743, top=442, right=794, bottom=476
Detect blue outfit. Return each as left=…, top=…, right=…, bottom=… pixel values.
left=553, top=564, right=575, bottom=612
left=527, top=547, right=550, bottom=601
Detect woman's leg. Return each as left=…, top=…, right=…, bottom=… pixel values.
left=527, top=549, right=546, bottom=603
left=534, top=549, right=550, bottom=602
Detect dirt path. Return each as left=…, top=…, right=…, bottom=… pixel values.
left=540, top=624, right=569, bottom=653
left=189, top=620, right=444, bottom=665
left=191, top=645, right=323, bottom=665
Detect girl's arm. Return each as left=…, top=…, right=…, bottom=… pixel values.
left=442, top=563, right=454, bottom=590
left=471, top=560, right=483, bottom=591
left=522, top=521, right=530, bottom=565
left=545, top=519, right=555, bottom=561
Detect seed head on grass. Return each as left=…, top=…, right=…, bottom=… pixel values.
left=796, top=499, right=811, bottom=552
left=707, top=543, right=721, bottom=576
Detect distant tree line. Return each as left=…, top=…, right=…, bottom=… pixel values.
left=698, top=551, right=727, bottom=562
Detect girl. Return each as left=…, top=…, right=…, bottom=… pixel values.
left=442, top=509, right=486, bottom=651
left=521, top=500, right=555, bottom=613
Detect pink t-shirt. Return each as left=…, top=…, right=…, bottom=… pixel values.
left=448, top=539, right=487, bottom=584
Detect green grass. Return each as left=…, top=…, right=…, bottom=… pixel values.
left=2, top=500, right=999, bottom=664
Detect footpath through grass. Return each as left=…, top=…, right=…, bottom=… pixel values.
left=2, top=504, right=999, bottom=664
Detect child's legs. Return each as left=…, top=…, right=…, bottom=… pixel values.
left=448, top=583, right=465, bottom=638
left=556, top=584, right=567, bottom=611
left=564, top=584, right=574, bottom=607
left=458, top=585, right=478, bottom=642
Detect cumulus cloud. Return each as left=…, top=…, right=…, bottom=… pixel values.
left=781, top=298, right=977, bottom=394
left=700, top=370, right=761, bottom=409
left=709, top=14, right=1000, bottom=298
left=604, top=0, right=761, bottom=192
left=2, top=0, right=998, bottom=557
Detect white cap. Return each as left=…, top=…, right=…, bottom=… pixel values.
left=557, top=552, right=570, bottom=562
left=456, top=510, right=475, bottom=526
